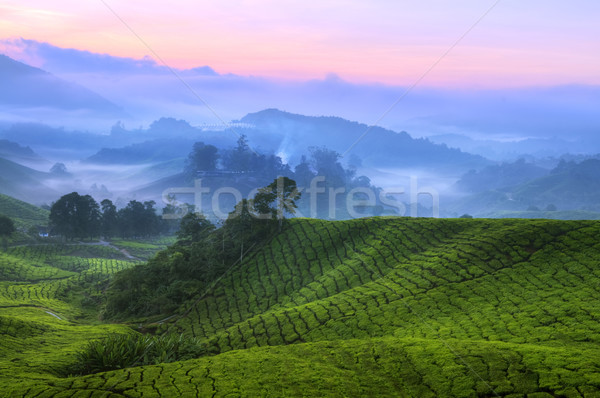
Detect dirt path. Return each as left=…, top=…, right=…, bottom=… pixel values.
left=91, top=240, right=140, bottom=260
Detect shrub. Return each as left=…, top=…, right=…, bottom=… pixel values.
left=65, top=333, right=208, bottom=375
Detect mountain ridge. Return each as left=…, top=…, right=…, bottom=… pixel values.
left=0, top=54, right=125, bottom=116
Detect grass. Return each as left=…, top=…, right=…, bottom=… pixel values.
left=1, top=217, right=600, bottom=396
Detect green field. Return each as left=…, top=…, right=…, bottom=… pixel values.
left=1, top=217, right=600, bottom=397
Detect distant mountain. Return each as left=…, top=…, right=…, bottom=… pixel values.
left=240, top=109, right=488, bottom=171
left=0, top=54, right=124, bottom=116
left=0, top=157, right=58, bottom=204
left=511, top=159, right=600, bottom=210
left=449, top=158, right=600, bottom=217
left=0, top=139, right=42, bottom=162
left=455, top=159, right=549, bottom=193
left=0, top=123, right=112, bottom=160
left=85, top=138, right=193, bottom=164
left=428, top=133, right=593, bottom=160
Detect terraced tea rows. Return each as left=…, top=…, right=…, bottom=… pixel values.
left=0, top=241, right=145, bottom=394
left=170, top=219, right=599, bottom=347
left=0, top=193, right=49, bottom=230
left=1, top=218, right=600, bottom=397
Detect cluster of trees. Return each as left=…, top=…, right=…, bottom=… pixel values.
left=104, top=177, right=300, bottom=318
left=184, top=136, right=388, bottom=218
left=49, top=192, right=168, bottom=240
left=184, top=135, right=290, bottom=180
left=185, top=135, right=364, bottom=185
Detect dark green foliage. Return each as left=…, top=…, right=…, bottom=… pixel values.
left=176, top=212, right=215, bottom=245
left=65, top=333, right=207, bottom=375
left=49, top=192, right=100, bottom=240
left=50, top=193, right=165, bottom=240
left=100, top=199, right=119, bottom=238
left=104, top=205, right=277, bottom=318
left=117, top=200, right=162, bottom=238
left=0, top=214, right=15, bottom=237
left=253, top=176, right=301, bottom=221
left=104, top=179, right=299, bottom=319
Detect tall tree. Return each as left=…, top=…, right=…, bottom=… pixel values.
left=117, top=200, right=162, bottom=238
left=253, top=177, right=301, bottom=230
left=184, top=142, right=219, bottom=179
left=176, top=212, right=215, bottom=246
left=50, top=192, right=101, bottom=240
left=225, top=134, right=253, bottom=172
left=309, top=146, right=346, bottom=187
left=0, top=214, right=15, bottom=250
left=100, top=199, right=119, bottom=238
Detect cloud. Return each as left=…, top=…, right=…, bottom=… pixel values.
left=1, top=38, right=600, bottom=156
left=0, top=37, right=217, bottom=75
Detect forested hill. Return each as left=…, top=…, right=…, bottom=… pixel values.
left=3, top=217, right=600, bottom=396
left=240, top=108, right=488, bottom=170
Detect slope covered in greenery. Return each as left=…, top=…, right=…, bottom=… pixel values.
left=0, top=192, right=49, bottom=229
left=1, top=218, right=600, bottom=397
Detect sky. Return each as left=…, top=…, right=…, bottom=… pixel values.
left=1, top=0, right=599, bottom=88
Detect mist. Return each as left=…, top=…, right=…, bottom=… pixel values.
left=2, top=37, right=600, bottom=160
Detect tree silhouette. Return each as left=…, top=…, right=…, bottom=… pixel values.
left=50, top=192, right=100, bottom=240
left=184, top=142, right=219, bottom=179
left=100, top=199, right=119, bottom=238
left=0, top=214, right=15, bottom=250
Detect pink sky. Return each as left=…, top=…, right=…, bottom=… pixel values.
left=1, top=0, right=599, bottom=87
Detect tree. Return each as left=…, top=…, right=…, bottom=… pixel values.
left=100, top=199, right=119, bottom=238
left=176, top=212, right=215, bottom=245
left=309, top=146, right=346, bottom=187
left=253, top=177, right=301, bottom=230
left=117, top=200, right=162, bottom=238
left=225, top=134, right=253, bottom=172
left=184, top=142, right=219, bottom=179
left=293, top=155, right=315, bottom=187
left=50, top=192, right=101, bottom=240
left=0, top=214, right=15, bottom=250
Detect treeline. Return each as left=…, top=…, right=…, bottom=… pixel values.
left=49, top=192, right=173, bottom=240
left=183, top=135, right=290, bottom=180
left=185, top=135, right=391, bottom=218
left=103, top=177, right=300, bottom=319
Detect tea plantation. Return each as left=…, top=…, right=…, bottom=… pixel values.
left=1, top=217, right=600, bottom=397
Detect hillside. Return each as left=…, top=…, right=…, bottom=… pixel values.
left=451, top=158, right=600, bottom=216
left=0, top=193, right=49, bottom=229
left=1, top=217, right=599, bottom=396
left=0, top=139, right=42, bottom=163
left=0, top=54, right=123, bottom=116
left=241, top=109, right=489, bottom=171
left=0, top=157, right=59, bottom=204
left=85, top=138, right=193, bottom=164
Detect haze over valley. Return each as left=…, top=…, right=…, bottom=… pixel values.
left=1, top=2, right=600, bottom=396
